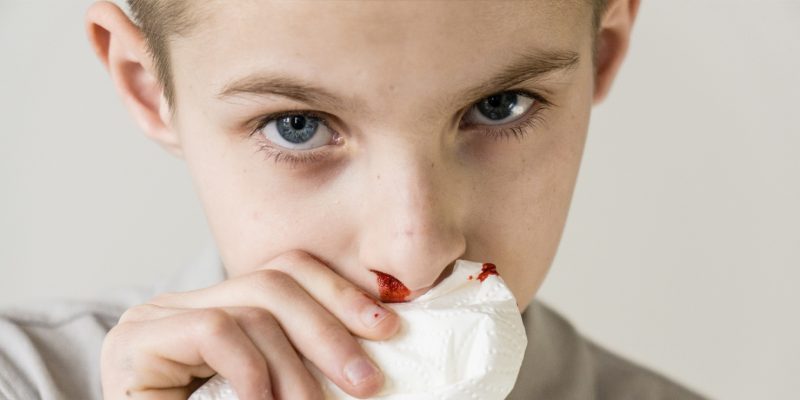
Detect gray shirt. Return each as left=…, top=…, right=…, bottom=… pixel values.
left=0, top=246, right=708, bottom=399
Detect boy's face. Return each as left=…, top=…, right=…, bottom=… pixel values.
left=167, top=1, right=594, bottom=310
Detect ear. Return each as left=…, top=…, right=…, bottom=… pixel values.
left=85, top=1, right=183, bottom=158
left=592, top=0, right=641, bottom=104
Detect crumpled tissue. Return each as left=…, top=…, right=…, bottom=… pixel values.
left=189, top=259, right=527, bottom=400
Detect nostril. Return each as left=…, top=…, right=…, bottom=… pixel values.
left=370, top=269, right=411, bottom=303
left=370, top=260, right=459, bottom=302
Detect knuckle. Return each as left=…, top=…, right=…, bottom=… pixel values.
left=236, top=307, right=277, bottom=330
left=340, top=284, right=365, bottom=304
left=194, top=308, right=236, bottom=337
left=239, top=356, right=269, bottom=383
left=101, top=324, right=126, bottom=353
left=276, top=249, right=317, bottom=266
left=101, top=325, right=138, bottom=376
left=313, top=319, right=348, bottom=343
left=117, top=303, right=157, bottom=324
left=251, top=268, right=296, bottom=293
left=116, top=308, right=139, bottom=325
left=148, top=291, right=177, bottom=306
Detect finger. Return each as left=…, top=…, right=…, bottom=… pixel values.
left=258, top=250, right=401, bottom=340
left=224, top=307, right=323, bottom=400
left=117, top=305, right=318, bottom=399
left=112, top=308, right=273, bottom=400
left=151, top=270, right=384, bottom=398
left=153, top=251, right=399, bottom=340
left=117, top=303, right=182, bottom=324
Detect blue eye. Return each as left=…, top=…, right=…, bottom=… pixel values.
left=464, top=91, right=537, bottom=126
left=256, top=112, right=334, bottom=150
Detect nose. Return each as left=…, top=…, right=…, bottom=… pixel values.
left=356, top=140, right=466, bottom=300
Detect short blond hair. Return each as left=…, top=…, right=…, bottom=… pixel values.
left=126, top=0, right=608, bottom=110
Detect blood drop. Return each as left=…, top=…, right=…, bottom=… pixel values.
left=477, top=263, right=499, bottom=282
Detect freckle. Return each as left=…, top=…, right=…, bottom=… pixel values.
left=377, top=174, right=381, bottom=180
left=374, top=313, right=380, bottom=318
left=468, top=275, right=473, bottom=280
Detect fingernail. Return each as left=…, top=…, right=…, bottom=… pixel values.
left=344, top=357, right=380, bottom=386
left=361, top=302, right=390, bottom=328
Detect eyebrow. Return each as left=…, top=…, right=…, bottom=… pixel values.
left=455, top=48, right=580, bottom=105
left=215, top=48, right=580, bottom=112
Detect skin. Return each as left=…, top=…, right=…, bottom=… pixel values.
left=85, top=0, right=639, bottom=399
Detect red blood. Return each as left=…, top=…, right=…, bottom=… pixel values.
left=477, top=263, right=499, bottom=282
left=371, top=270, right=411, bottom=303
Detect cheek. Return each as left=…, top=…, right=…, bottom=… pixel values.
left=464, top=96, right=591, bottom=307
left=176, top=111, right=357, bottom=276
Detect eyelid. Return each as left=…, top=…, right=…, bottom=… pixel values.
left=467, top=89, right=555, bottom=115
left=459, top=89, right=552, bottom=137
left=249, top=109, right=336, bottom=137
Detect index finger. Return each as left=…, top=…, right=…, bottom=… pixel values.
left=156, top=250, right=400, bottom=340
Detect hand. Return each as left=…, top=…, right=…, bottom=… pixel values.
left=100, top=250, right=401, bottom=399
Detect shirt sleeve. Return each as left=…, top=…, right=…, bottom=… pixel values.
left=0, top=300, right=126, bottom=400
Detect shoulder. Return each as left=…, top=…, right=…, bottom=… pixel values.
left=0, top=288, right=150, bottom=400
left=584, top=336, right=707, bottom=400
left=509, top=300, right=708, bottom=400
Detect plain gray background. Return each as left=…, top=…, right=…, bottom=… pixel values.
left=1, top=1, right=798, bottom=399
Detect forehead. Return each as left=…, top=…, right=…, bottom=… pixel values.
left=171, top=0, right=590, bottom=120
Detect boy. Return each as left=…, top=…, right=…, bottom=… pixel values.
left=0, top=0, right=707, bottom=399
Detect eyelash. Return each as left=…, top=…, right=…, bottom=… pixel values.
left=461, top=90, right=551, bottom=141
left=249, top=89, right=551, bottom=166
left=248, top=110, right=337, bottom=166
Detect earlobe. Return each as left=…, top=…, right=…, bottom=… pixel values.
left=85, top=0, right=183, bottom=159
left=592, top=0, right=641, bottom=105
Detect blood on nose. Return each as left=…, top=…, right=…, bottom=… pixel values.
left=370, top=270, right=411, bottom=303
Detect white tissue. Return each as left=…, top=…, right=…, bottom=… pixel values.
left=189, top=259, right=527, bottom=400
